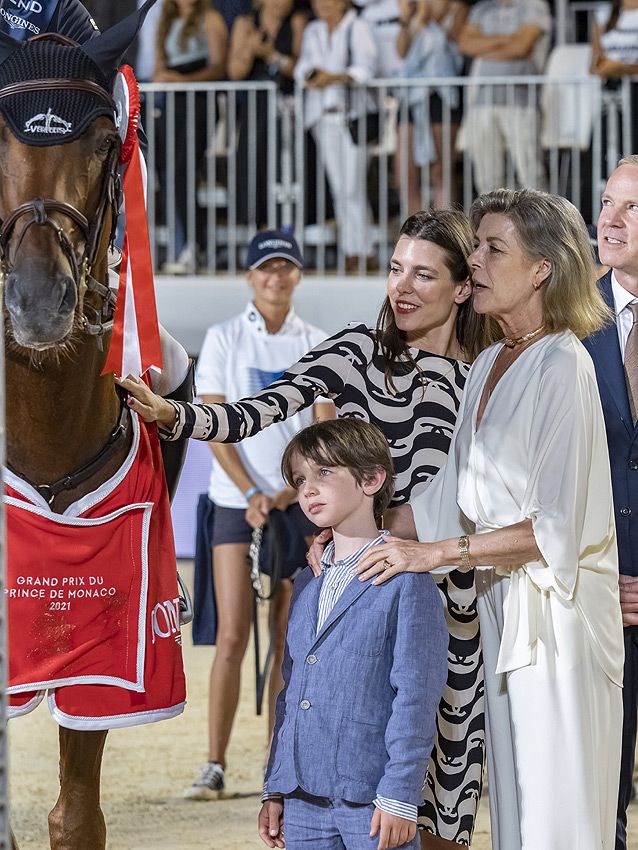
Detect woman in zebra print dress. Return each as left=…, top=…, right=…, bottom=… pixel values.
left=121, top=210, right=498, bottom=847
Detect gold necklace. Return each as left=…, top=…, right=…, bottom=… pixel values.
left=502, top=325, right=545, bottom=348
left=419, top=359, right=458, bottom=392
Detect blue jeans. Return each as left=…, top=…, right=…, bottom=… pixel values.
left=283, top=789, right=419, bottom=850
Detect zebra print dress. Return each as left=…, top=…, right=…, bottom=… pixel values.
left=165, top=323, right=484, bottom=844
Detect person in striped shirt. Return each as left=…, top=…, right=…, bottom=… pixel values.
left=258, top=418, right=448, bottom=850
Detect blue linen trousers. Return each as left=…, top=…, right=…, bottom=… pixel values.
left=283, top=789, right=420, bottom=850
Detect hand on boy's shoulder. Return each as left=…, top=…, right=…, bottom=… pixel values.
left=356, top=535, right=440, bottom=585
left=370, top=807, right=417, bottom=850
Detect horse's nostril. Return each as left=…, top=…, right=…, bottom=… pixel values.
left=57, top=275, right=76, bottom=316
left=4, top=272, right=77, bottom=319
left=4, top=273, right=25, bottom=316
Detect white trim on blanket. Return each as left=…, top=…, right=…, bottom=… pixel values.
left=48, top=692, right=186, bottom=730
left=7, top=690, right=45, bottom=719
left=2, top=411, right=141, bottom=518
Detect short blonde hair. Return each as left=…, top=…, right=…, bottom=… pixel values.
left=470, top=189, right=613, bottom=339
left=618, top=154, right=638, bottom=168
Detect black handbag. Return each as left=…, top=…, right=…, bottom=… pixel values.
left=345, top=18, right=380, bottom=146
left=347, top=111, right=380, bottom=145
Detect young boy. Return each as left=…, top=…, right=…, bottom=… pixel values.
left=258, top=419, right=448, bottom=850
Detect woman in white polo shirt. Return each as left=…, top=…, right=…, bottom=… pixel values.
left=184, top=230, right=333, bottom=800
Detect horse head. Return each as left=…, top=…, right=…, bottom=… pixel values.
left=0, top=0, right=155, bottom=353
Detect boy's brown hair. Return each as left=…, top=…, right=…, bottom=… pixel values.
left=281, top=419, right=395, bottom=519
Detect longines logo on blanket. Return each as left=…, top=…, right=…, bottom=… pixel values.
left=151, top=597, right=182, bottom=645
left=24, top=108, right=72, bottom=136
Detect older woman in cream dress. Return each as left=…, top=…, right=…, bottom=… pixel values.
left=358, top=189, right=624, bottom=850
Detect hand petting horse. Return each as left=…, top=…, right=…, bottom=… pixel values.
left=0, top=4, right=187, bottom=848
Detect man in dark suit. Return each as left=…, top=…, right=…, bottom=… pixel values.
left=584, top=154, right=638, bottom=850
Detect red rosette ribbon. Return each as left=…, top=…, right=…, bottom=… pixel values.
left=103, top=65, right=162, bottom=379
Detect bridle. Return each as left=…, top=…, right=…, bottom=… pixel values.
left=0, top=41, right=122, bottom=345
left=1, top=36, right=131, bottom=503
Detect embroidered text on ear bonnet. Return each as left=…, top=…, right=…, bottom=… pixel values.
left=0, top=39, right=113, bottom=146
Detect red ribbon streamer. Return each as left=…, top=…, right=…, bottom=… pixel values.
left=103, top=66, right=162, bottom=377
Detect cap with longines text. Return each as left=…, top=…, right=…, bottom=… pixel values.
left=246, top=230, right=304, bottom=270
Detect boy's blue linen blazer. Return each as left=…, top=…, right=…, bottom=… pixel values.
left=264, top=564, right=449, bottom=806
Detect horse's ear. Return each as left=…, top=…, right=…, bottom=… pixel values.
left=0, top=31, right=20, bottom=68
left=80, top=0, right=159, bottom=75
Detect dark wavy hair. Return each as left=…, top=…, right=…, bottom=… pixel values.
left=605, top=0, right=622, bottom=33
left=375, top=209, right=498, bottom=393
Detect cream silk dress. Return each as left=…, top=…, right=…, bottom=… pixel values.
left=411, top=331, right=624, bottom=850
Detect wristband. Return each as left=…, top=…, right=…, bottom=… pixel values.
left=244, top=485, right=261, bottom=501
left=458, top=535, right=471, bottom=570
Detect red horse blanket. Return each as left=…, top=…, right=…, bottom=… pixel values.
left=5, top=413, right=186, bottom=730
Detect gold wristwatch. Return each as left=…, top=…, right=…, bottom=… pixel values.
left=458, top=535, right=472, bottom=570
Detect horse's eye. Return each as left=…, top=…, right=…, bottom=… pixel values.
left=96, top=135, right=116, bottom=156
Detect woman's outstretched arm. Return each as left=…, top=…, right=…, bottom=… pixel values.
left=117, top=324, right=368, bottom=442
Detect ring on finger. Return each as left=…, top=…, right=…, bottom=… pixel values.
left=382, top=559, right=391, bottom=570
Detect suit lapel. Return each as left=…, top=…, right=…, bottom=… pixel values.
left=304, top=572, right=323, bottom=637
left=586, top=274, right=633, bottom=435
left=311, top=575, right=373, bottom=645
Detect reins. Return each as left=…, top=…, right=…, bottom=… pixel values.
left=248, top=516, right=289, bottom=715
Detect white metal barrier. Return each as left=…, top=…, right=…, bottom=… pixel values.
left=141, top=80, right=279, bottom=276
left=139, top=72, right=634, bottom=276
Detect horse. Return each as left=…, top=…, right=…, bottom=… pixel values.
left=0, top=9, right=186, bottom=848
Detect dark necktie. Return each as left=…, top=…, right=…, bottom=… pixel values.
left=625, top=302, right=638, bottom=423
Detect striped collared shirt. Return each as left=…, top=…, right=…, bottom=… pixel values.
left=316, top=534, right=388, bottom=633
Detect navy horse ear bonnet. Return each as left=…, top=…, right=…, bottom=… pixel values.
left=0, top=0, right=159, bottom=146
left=0, top=40, right=113, bottom=146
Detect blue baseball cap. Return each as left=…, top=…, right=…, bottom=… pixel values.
left=246, top=229, right=304, bottom=270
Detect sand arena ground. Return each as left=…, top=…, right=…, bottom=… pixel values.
left=9, top=561, right=638, bottom=850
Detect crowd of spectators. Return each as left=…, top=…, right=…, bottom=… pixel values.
left=85, top=0, right=638, bottom=271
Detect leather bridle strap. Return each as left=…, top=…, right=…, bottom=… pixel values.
left=0, top=199, right=89, bottom=244
left=6, top=392, right=130, bottom=506
left=0, top=139, right=121, bottom=339
left=0, top=78, right=116, bottom=111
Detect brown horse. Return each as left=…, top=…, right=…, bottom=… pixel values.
left=0, top=10, right=175, bottom=849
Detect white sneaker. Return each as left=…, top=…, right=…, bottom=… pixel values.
left=183, top=762, right=225, bottom=800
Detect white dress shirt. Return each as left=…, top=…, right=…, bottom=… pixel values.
left=611, top=271, right=638, bottom=361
